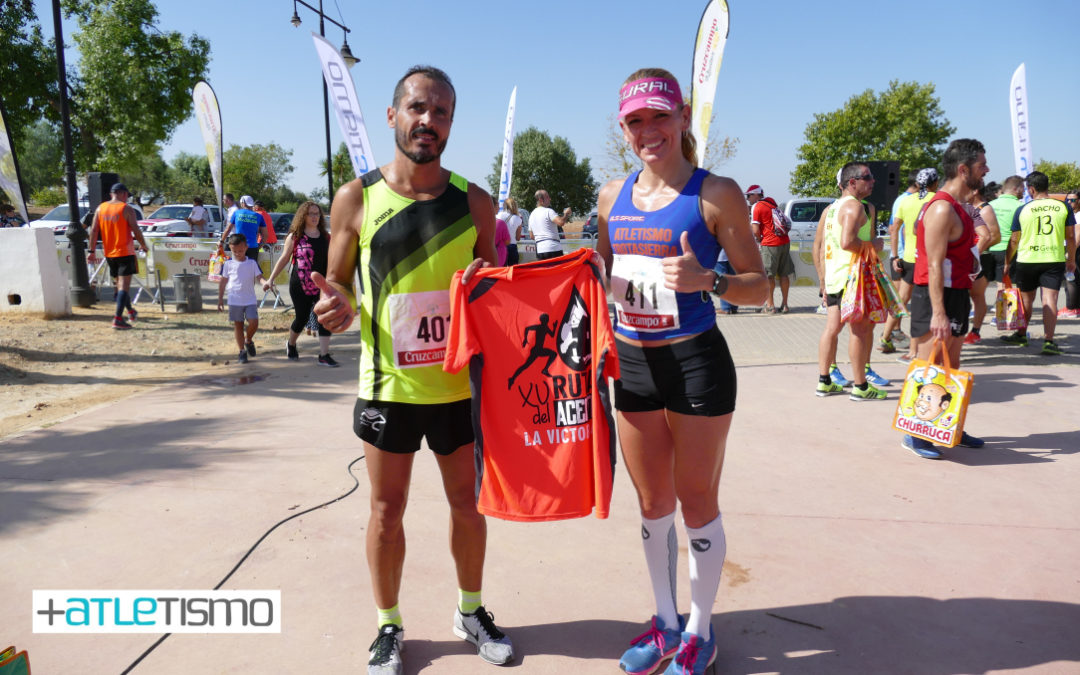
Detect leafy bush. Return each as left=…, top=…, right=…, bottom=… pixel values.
left=30, top=186, right=68, bottom=206
left=275, top=201, right=300, bottom=216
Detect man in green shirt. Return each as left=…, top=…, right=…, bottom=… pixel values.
left=987, top=175, right=1025, bottom=287
left=1002, top=171, right=1077, bottom=355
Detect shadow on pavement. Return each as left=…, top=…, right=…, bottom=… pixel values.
left=0, top=416, right=242, bottom=535
left=968, top=371, right=1076, bottom=404
left=713, top=596, right=1080, bottom=674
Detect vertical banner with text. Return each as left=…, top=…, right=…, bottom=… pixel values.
left=192, top=81, right=224, bottom=212
left=1010, top=63, right=1032, bottom=180
left=0, top=101, right=30, bottom=223
left=311, top=33, right=376, bottom=179
left=690, top=0, right=730, bottom=168
left=498, top=87, right=518, bottom=209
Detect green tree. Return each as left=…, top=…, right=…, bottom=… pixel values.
left=599, top=112, right=739, bottom=181
left=12, top=119, right=64, bottom=197
left=0, top=0, right=57, bottom=137
left=487, top=126, right=597, bottom=215
left=789, top=81, right=955, bottom=197
left=120, top=146, right=169, bottom=206
left=318, top=142, right=357, bottom=190
left=223, top=142, right=294, bottom=201
left=66, top=0, right=211, bottom=170
left=1033, top=160, right=1080, bottom=193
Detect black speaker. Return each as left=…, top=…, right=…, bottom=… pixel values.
left=83, top=172, right=119, bottom=227
left=864, top=161, right=900, bottom=215
left=87, top=172, right=119, bottom=211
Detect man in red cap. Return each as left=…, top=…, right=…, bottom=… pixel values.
left=746, top=185, right=795, bottom=312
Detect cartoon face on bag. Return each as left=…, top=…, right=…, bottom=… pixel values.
left=901, top=365, right=960, bottom=429
left=914, top=382, right=951, bottom=422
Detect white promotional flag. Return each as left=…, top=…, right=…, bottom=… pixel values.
left=0, top=103, right=29, bottom=223
left=497, top=87, right=517, bottom=209
left=311, top=33, right=376, bottom=178
left=1010, top=63, right=1032, bottom=178
left=690, top=0, right=731, bottom=168
left=192, top=80, right=223, bottom=212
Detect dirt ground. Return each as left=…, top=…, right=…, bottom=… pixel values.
left=0, top=300, right=297, bottom=439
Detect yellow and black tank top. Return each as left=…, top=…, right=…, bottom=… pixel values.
left=357, top=168, right=477, bottom=403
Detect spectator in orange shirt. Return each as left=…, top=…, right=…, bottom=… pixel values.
left=254, top=200, right=278, bottom=245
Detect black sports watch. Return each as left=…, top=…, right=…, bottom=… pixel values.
left=711, top=271, right=728, bottom=296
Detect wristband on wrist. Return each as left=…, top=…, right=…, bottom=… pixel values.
left=711, top=271, right=728, bottom=296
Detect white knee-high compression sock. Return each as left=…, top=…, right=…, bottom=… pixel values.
left=641, top=511, right=679, bottom=629
left=685, top=513, right=726, bottom=638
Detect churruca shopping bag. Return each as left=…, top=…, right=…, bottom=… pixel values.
left=207, top=245, right=226, bottom=283
left=994, top=274, right=1026, bottom=332
left=892, top=340, right=973, bottom=448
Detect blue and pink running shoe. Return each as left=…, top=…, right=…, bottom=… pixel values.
left=620, top=614, right=685, bottom=674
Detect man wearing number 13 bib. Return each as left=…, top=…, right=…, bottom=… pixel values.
left=314, top=66, right=515, bottom=674
left=1002, top=170, right=1077, bottom=355
left=596, top=67, right=767, bottom=675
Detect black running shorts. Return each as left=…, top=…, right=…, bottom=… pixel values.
left=1013, top=261, right=1065, bottom=293
left=353, top=398, right=474, bottom=455
left=614, top=326, right=736, bottom=417
left=106, top=255, right=137, bottom=277
left=909, top=285, right=971, bottom=339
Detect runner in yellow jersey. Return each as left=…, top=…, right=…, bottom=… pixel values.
left=813, top=162, right=888, bottom=400
left=1002, top=171, right=1077, bottom=355
left=313, top=66, right=511, bottom=675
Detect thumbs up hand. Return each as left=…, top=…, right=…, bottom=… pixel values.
left=661, top=231, right=712, bottom=292
left=312, top=271, right=355, bottom=333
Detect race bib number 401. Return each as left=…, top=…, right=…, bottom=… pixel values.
left=611, top=254, right=679, bottom=332
left=387, top=290, right=451, bottom=369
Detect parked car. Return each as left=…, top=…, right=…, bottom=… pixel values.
left=781, top=198, right=835, bottom=241
left=27, top=204, right=90, bottom=229
left=581, top=210, right=599, bottom=238
left=139, top=203, right=222, bottom=237
left=270, top=212, right=295, bottom=238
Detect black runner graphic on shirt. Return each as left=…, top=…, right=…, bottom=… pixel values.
left=557, top=287, right=592, bottom=372
left=507, top=313, right=558, bottom=388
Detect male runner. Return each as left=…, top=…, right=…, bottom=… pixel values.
left=814, top=162, right=887, bottom=400
left=902, top=138, right=988, bottom=458
left=1002, top=171, right=1076, bottom=354
left=87, top=183, right=149, bottom=329
left=312, top=65, right=511, bottom=675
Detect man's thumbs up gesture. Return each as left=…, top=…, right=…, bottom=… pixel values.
left=312, top=271, right=355, bottom=333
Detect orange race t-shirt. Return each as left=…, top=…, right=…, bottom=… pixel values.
left=445, top=247, right=620, bottom=522
left=96, top=201, right=135, bottom=258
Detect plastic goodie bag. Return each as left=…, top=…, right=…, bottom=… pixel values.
left=994, top=274, right=1026, bottom=332
left=892, top=340, right=973, bottom=448
left=207, top=246, right=226, bottom=283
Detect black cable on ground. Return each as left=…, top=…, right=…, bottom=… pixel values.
left=120, top=454, right=366, bottom=674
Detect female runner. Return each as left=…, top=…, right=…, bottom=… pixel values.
left=596, top=68, right=767, bottom=675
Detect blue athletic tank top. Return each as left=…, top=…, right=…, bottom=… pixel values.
left=608, top=168, right=719, bottom=340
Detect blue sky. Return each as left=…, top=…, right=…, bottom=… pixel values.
left=35, top=0, right=1080, bottom=207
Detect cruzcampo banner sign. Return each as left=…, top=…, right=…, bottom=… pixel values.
left=192, top=80, right=224, bottom=212
left=690, top=0, right=730, bottom=168
left=497, top=86, right=517, bottom=209
left=311, top=32, right=375, bottom=178
left=0, top=101, right=29, bottom=223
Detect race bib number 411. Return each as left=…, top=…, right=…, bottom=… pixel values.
left=387, top=290, right=451, bottom=369
left=611, top=254, right=679, bottom=332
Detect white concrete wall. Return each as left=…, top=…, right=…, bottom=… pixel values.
left=0, top=228, right=71, bottom=316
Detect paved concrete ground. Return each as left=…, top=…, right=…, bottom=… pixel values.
left=2, top=285, right=1078, bottom=674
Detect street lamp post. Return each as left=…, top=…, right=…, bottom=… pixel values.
left=52, top=0, right=94, bottom=307
left=289, top=0, right=358, bottom=210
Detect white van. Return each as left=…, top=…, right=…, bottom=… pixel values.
left=781, top=198, right=835, bottom=241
